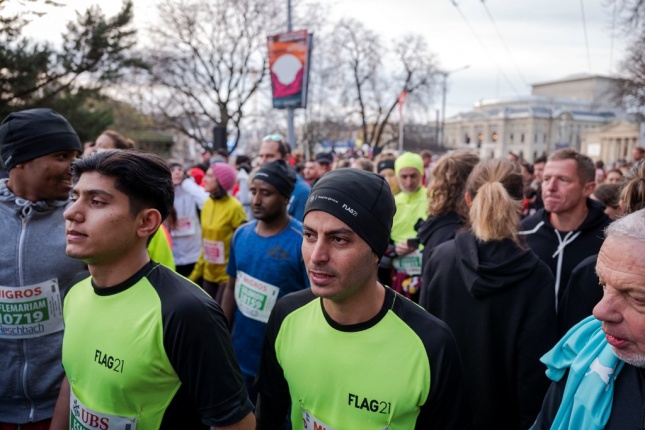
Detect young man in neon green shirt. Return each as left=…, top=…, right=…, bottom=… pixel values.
left=51, top=150, right=254, bottom=430
left=256, top=168, right=472, bottom=429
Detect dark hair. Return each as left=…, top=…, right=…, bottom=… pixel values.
left=71, top=150, right=174, bottom=221
left=215, top=147, right=229, bottom=158
left=548, top=148, right=595, bottom=184
left=520, top=161, right=534, bottom=175
left=607, top=168, right=624, bottom=179
left=533, top=155, right=547, bottom=165
left=593, top=183, right=620, bottom=209
left=235, top=154, right=251, bottom=167
left=100, top=130, right=135, bottom=149
left=276, top=140, right=289, bottom=158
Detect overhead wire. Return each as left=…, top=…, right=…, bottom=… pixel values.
left=480, top=0, right=529, bottom=87
left=609, top=0, right=617, bottom=74
left=580, top=0, right=592, bottom=71
left=449, top=0, right=520, bottom=96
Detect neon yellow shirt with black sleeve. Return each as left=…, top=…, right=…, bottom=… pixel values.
left=255, top=287, right=473, bottom=430
left=62, top=262, right=253, bottom=429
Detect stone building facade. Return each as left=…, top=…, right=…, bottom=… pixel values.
left=443, top=74, right=621, bottom=162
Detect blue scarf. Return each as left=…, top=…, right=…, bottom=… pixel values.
left=534, top=315, right=624, bottom=430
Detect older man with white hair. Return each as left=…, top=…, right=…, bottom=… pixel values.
left=533, top=208, right=645, bottom=429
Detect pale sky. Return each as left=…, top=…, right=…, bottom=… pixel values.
left=13, top=0, right=628, bottom=118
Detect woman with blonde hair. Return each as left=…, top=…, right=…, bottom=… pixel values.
left=420, top=159, right=557, bottom=430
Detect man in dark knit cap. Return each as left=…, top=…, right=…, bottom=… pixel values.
left=255, top=169, right=472, bottom=430
left=0, top=108, right=86, bottom=429
left=221, top=160, right=310, bottom=405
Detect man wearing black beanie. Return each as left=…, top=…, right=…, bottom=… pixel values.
left=0, top=108, right=86, bottom=428
left=256, top=169, right=472, bottom=429
left=222, top=160, right=309, bottom=405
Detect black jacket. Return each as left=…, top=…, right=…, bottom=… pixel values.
left=420, top=231, right=557, bottom=430
left=417, top=211, right=464, bottom=273
left=519, top=198, right=610, bottom=308
left=534, top=364, right=645, bottom=429
left=557, top=255, right=601, bottom=336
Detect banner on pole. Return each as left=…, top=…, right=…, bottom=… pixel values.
left=398, top=91, right=409, bottom=119
left=267, top=29, right=313, bottom=109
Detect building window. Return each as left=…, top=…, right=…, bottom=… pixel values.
left=534, top=133, right=538, bottom=143
left=510, top=133, right=514, bottom=144
left=543, top=133, right=547, bottom=143
left=492, top=131, right=498, bottom=142
left=521, top=133, right=525, bottom=143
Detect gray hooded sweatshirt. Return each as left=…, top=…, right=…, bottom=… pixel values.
left=0, top=178, right=86, bottom=423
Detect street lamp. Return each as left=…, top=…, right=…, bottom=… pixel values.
left=439, top=65, right=470, bottom=148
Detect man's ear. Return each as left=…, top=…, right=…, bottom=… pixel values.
left=464, top=192, right=473, bottom=208
left=136, top=208, right=162, bottom=239
left=583, top=181, right=596, bottom=197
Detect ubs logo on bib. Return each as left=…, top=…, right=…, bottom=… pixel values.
left=72, top=399, right=110, bottom=430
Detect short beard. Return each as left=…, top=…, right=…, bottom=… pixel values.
left=613, top=348, right=645, bottom=368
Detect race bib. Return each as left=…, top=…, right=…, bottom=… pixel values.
left=171, top=217, right=195, bottom=237
left=393, top=250, right=422, bottom=276
left=302, top=408, right=337, bottom=430
left=0, top=280, right=63, bottom=339
left=70, top=389, right=137, bottom=430
left=301, top=407, right=389, bottom=430
left=234, top=271, right=280, bottom=323
left=203, top=240, right=225, bottom=264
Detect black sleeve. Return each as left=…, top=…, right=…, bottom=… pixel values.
left=155, top=268, right=253, bottom=427
left=255, top=308, right=290, bottom=429
left=557, top=255, right=601, bottom=336
left=532, top=372, right=567, bottom=429
left=415, top=317, right=473, bottom=430
left=256, top=290, right=315, bottom=429
left=516, top=273, right=557, bottom=428
left=390, top=294, right=473, bottom=430
left=419, top=240, right=453, bottom=312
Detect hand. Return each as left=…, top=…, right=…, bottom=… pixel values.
left=395, top=242, right=414, bottom=256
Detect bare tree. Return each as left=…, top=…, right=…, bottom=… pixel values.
left=137, top=0, right=284, bottom=151
left=606, top=0, right=645, bottom=111
left=609, top=0, right=645, bottom=29
left=330, top=18, right=439, bottom=154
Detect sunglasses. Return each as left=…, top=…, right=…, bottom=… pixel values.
left=263, top=134, right=284, bottom=142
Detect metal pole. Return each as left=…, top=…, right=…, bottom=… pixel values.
left=435, top=109, right=440, bottom=147
left=287, top=0, right=292, bottom=29
left=398, top=116, right=404, bottom=153
left=286, top=0, right=296, bottom=151
left=439, top=65, right=469, bottom=148
left=440, top=72, right=447, bottom=147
